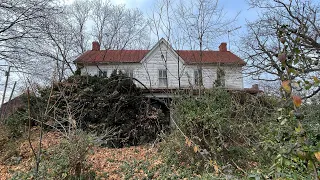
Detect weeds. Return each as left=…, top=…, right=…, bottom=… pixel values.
left=11, top=130, right=95, bottom=180
left=159, top=89, right=319, bottom=179
left=160, top=89, right=278, bottom=176
left=4, top=111, right=28, bottom=138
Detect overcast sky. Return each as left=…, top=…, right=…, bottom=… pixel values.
left=111, top=0, right=258, bottom=26
left=1, top=0, right=260, bottom=103
left=64, top=0, right=259, bottom=51
left=64, top=0, right=259, bottom=33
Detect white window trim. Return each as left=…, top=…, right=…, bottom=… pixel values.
left=158, top=69, right=168, bottom=87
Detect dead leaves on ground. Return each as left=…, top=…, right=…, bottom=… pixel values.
left=0, top=128, right=159, bottom=180
left=88, top=146, right=158, bottom=179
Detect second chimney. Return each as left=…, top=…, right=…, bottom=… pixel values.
left=219, top=42, right=227, bottom=52
left=92, top=41, right=100, bottom=51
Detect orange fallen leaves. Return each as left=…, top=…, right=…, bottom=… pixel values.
left=213, top=161, right=219, bottom=175
left=0, top=128, right=160, bottom=180
left=88, top=145, right=158, bottom=179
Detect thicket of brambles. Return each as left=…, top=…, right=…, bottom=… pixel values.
left=159, top=89, right=319, bottom=179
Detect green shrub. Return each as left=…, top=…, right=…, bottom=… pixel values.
left=258, top=102, right=320, bottom=179
left=4, top=111, right=28, bottom=138
left=302, top=103, right=320, bottom=144
left=160, top=89, right=278, bottom=175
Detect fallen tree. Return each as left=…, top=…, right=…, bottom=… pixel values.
left=25, top=71, right=169, bottom=147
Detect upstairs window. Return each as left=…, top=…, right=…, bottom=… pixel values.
left=159, top=69, right=168, bottom=87
left=194, top=69, right=203, bottom=86
left=98, top=70, right=108, bottom=77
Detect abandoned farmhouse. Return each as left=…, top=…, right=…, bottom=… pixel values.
left=74, top=38, right=246, bottom=90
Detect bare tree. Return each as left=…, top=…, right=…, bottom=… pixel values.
left=91, top=0, right=150, bottom=50
left=0, top=0, right=60, bottom=70
left=177, top=0, right=237, bottom=87
left=91, top=0, right=112, bottom=45
left=69, top=0, right=91, bottom=54
left=242, top=0, right=320, bottom=98
left=150, top=0, right=175, bottom=41
left=176, top=0, right=233, bottom=50
left=24, top=9, right=77, bottom=82
left=105, top=6, right=150, bottom=50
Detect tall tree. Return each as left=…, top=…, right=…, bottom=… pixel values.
left=91, top=0, right=149, bottom=50
left=175, top=0, right=234, bottom=50
left=242, top=0, right=320, bottom=98
left=69, top=0, right=91, bottom=54
left=91, top=0, right=112, bottom=46
left=0, top=0, right=60, bottom=71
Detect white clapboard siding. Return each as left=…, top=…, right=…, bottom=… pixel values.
left=80, top=42, right=243, bottom=89
left=136, top=42, right=188, bottom=88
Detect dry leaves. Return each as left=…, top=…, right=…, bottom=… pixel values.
left=292, top=95, right=302, bottom=107
left=185, top=137, right=192, bottom=147
left=193, top=145, right=199, bottom=153
left=0, top=128, right=159, bottom=180
left=87, top=145, right=158, bottom=179
left=282, top=80, right=291, bottom=93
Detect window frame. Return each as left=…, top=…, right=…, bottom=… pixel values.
left=216, top=68, right=226, bottom=87
left=158, top=69, right=168, bottom=87
left=194, top=68, right=203, bottom=86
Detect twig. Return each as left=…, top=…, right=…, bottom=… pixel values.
left=27, top=88, right=38, bottom=177
left=231, top=160, right=247, bottom=175
left=35, top=122, right=43, bottom=176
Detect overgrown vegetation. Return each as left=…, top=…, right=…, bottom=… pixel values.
left=1, top=87, right=319, bottom=179
left=0, top=123, right=21, bottom=166
left=160, top=90, right=276, bottom=174
left=1, top=72, right=319, bottom=179
left=3, top=111, right=28, bottom=138
left=159, top=89, right=319, bottom=179
left=25, top=71, right=168, bottom=147
left=11, top=130, right=96, bottom=180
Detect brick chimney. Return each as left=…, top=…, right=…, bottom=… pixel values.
left=219, top=42, right=227, bottom=52
left=92, top=41, right=100, bottom=51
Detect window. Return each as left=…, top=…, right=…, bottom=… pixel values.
left=194, top=69, right=202, bottom=86
left=215, top=68, right=225, bottom=87
left=123, top=69, right=134, bottom=78
left=98, top=70, right=108, bottom=77
left=158, top=69, right=168, bottom=86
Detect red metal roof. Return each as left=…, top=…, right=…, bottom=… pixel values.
left=75, top=49, right=246, bottom=65
left=75, top=50, right=149, bottom=63
left=176, top=50, right=245, bottom=65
